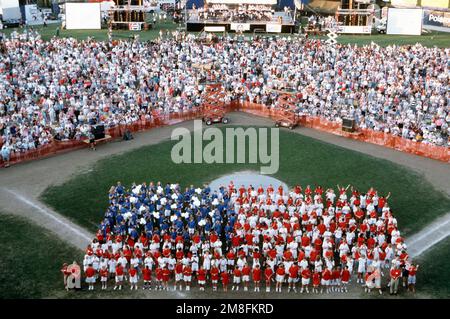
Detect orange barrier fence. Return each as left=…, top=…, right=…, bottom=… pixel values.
left=1, top=101, right=448, bottom=167
left=239, top=102, right=450, bottom=163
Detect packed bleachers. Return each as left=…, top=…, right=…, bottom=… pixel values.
left=1, top=30, right=449, bottom=165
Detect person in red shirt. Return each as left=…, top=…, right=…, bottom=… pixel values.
left=183, top=264, right=193, bottom=291
left=232, top=266, right=242, bottom=291
left=174, top=261, right=184, bottom=291
left=161, top=266, right=171, bottom=291
left=129, top=266, right=139, bottom=290
left=300, top=267, right=311, bottom=294
left=142, top=265, right=152, bottom=290
left=275, top=263, right=285, bottom=293
left=331, top=267, right=341, bottom=293
left=85, top=264, right=96, bottom=291
left=221, top=270, right=230, bottom=292
left=341, top=266, right=351, bottom=293
left=155, top=265, right=163, bottom=291
left=264, top=265, right=273, bottom=292
left=114, top=263, right=124, bottom=290
left=252, top=264, right=262, bottom=292
left=312, top=271, right=321, bottom=294
left=389, top=266, right=402, bottom=295
left=226, top=249, right=236, bottom=271
left=241, top=263, right=251, bottom=291
left=100, top=265, right=108, bottom=290
left=210, top=265, right=220, bottom=291
left=197, top=266, right=207, bottom=291
left=321, top=268, right=332, bottom=294
left=407, top=263, right=419, bottom=293
left=287, top=262, right=299, bottom=293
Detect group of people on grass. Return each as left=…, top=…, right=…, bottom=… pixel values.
left=1, top=29, right=448, bottom=163
left=76, top=181, right=419, bottom=295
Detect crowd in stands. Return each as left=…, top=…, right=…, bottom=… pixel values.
left=1, top=29, right=449, bottom=163
left=75, top=181, right=418, bottom=294
left=193, top=4, right=275, bottom=23
left=306, top=15, right=338, bottom=31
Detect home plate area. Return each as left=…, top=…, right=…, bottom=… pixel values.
left=79, top=173, right=410, bottom=297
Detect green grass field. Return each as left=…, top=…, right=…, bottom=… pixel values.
left=2, top=21, right=449, bottom=47
left=0, top=214, right=83, bottom=299
left=416, top=237, right=450, bottom=298
left=41, top=127, right=450, bottom=236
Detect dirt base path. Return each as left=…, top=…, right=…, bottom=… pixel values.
left=0, top=111, right=449, bottom=255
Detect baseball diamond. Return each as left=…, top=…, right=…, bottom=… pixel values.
left=0, top=0, right=449, bottom=303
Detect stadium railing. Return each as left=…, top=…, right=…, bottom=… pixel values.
left=239, top=101, right=449, bottom=163
left=1, top=101, right=448, bottom=167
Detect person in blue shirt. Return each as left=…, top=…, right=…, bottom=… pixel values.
left=129, top=227, right=139, bottom=241
left=204, top=219, right=212, bottom=235
left=116, top=182, right=124, bottom=195
left=214, top=220, right=222, bottom=235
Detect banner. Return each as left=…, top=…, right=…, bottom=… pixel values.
left=421, top=0, right=449, bottom=9
left=204, top=26, right=225, bottom=32
left=129, top=22, right=142, bottom=31
left=387, top=8, right=423, bottom=35
left=65, top=3, right=101, bottom=30
left=24, top=4, right=43, bottom=25
left=423, top=9, right=450, bottom=32
left=390, top=0, right=418, bottom=8
left=230, top=23, right=251, bottom=31
left=266, top=24, right=282, bottom=33
left=336, top=25, right=371, bottom=34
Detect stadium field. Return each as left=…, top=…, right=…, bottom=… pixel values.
left=1, top=209, right=447, bottom=299
left=0, top=214, right=83, bottom=299
left=416, top=237, right=450, bottom=298
left=2, top=23, right=450, bottom=48
left=1, top=7, right=449, bottom=304
left=41, top=124, right=450, bottom=236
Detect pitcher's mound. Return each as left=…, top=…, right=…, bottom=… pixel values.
left=209, top=170, right=288, bottom=192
